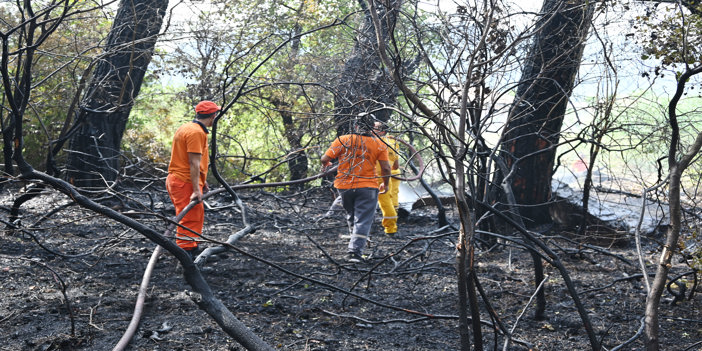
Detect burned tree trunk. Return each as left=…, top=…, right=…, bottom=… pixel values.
left=334, top=0, right=400, bottom=136
left=271, top=96, right=309, bottom=189
left=496, top=0, right=594, bottom=227
left=65, top=0, right=167, bottom=189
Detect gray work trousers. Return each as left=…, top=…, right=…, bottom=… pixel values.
left=340, top=187, right=378, bottom=255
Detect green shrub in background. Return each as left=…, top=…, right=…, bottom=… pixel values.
left=212, top=101, right=294, bottom=183
left=124, top=84, right=186, bottom=167
left=124, top=84, right=300, bottom=184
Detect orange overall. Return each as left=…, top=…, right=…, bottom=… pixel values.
left=166, top=121, right=209, bottom=250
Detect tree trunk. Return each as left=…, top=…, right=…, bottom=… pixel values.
left=497, top=0, right=594, bottom=226
left=66, top=0, right=168, bottom=189
left=271, top=21, right=309, bottom=188
left=277, top=99, right=309, bottom=189
left=2, top=117, right=13, bottom=176
left=334, top=0, right=400, bottom=136
left=644, top=64, right=702, bottom=351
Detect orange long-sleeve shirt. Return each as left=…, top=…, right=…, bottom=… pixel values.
left=325, top=134, right=389, bottom=189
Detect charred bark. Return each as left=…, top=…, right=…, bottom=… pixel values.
left=270, top=96, right=309, bottom=190
left=334, top=0, right=400, bottom=136
left=65, top=0, right=168, bottom=189
left=496, top=0, right=594, bottom=227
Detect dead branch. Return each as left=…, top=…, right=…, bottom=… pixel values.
left=16, top=256, right=76, bottom=336
left=0, top=218, right=99, bottom=258
left=503, top=274, right=549, bottom=351
left=609, top=317, right=645, bottom=351
left=204, top=230, right=461, bottom=321
left=581, top=273, right=654, bottom=294
left=24, top=169, right=274, bottom=351
left=113, top=245, right=162, bottom=351
left=666, top=270, right=697, bottom=305
left=322, top=309, right=452, bottom=324
left=477, top=197, right=600, bottom=349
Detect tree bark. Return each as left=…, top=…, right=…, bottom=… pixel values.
left=275, top=98, right=309, bottom=189
left=644, top=64, right=702, bottom=351
left=334, top=0, right=400, bottom=136
left=497, top=0, right=594, bottom=227
left=66, top=0, right=168, bottom=189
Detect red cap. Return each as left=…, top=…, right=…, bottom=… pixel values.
left=195, top=100, right=221, bottom=114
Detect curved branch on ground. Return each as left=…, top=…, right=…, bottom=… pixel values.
left=22, top=169, right=273, bottom=351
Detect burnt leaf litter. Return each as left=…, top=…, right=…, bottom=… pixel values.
left=0, top=184, right=700, bottom=350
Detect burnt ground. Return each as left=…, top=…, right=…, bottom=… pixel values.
left=0, top=183, right=701, bottom=351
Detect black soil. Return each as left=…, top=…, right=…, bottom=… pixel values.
left=1, top=184, right=700, bottom=350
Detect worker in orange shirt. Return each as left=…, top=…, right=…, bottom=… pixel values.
left=373, top=122, right=400, bottom=236
left=321, top=120, right=391, bottom=262
left=166, top=100, right=220, bottom=258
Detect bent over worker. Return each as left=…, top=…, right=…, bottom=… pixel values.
left=166, top=100, right=220, bottom=257
left=321, top=122, right=391, bottom=263
left=374, top=121, right=401, bottom=236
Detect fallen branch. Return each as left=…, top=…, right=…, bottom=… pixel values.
left=503, top=274, right=549, bottom=351
left=115, top=168, right=338, bottom=350
left=24, top=169, right=273, bottom=351
left=113, top=245, right=163, bottom=351
left=609, top=317, right=645, bottom=351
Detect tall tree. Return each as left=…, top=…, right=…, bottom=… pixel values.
left=65, top=0, right=168, bottom=188
left=334, top=0, right=400, bottom=136
left=633, top=2, right=702, bottom=349
left=495, top=0, right=594, bottom=227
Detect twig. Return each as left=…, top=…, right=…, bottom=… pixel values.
left=322, top=309, right=450, bottom=324
left=321, top=309, right=532, bottom=349
left=213, top=237, right=459, bottom=320
left=503, top=274, right=549, bottom=351
left=548, top=235, right=633, bottom=266
left=0, top=310, right=17, bottom=324
left=344, top=227, right=456, bottom=298
left=89, top=295, right=104, bottom=331
left=633, top=179, right=669, bottom=294
left=15, top=257, right=76, bottom=336
left=581, top=273, right=653, bottom=294
left=0, top=218, right=99, bottom=258
left=608, top=317, right=644, bottom=351
left=683, top=340, right=702, bottom=351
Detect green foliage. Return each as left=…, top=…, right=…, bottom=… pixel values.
left=123, top=83, right=188, bottom=166
left=0, top=1, right=111, bottom=170
left=635, top=3, right=702, bottom=72
left=631, top=3, right=702, bottom=268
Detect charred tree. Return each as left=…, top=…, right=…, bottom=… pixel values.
left=269, top=22, right=309, bottom=188
left=496, top=0, right=594, bottom=227
left=271, top=96, right=309, bottom=190
left=65, top=0, right=168, bottom=189
left=645, top=64, right=702, bottom=351
left=1, top=94, right=13, bottom=176
left=334, top=0, right=400, bottom=136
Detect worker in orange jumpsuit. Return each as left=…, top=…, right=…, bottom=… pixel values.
left=166, top=100, right=220, bottom=257
left=321, top=121, right=391, bottom=262
left=374, top=122, right=400, bottom=236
